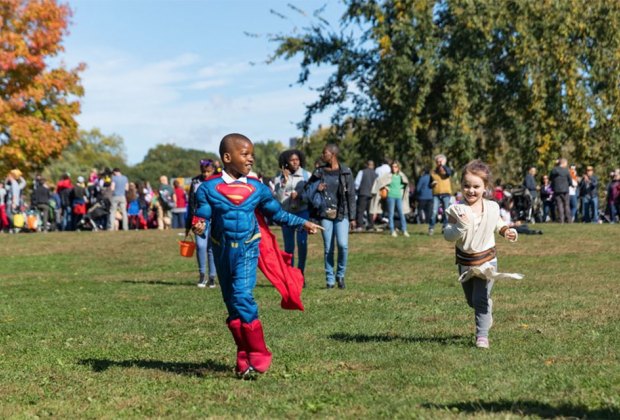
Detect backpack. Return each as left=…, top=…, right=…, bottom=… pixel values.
left=159, top=188, right=175, bottom=210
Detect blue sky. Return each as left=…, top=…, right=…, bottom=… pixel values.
left=62, top=0, right=345, bottom=163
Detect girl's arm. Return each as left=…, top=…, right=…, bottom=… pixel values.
left=496, top=215, right=518, bottom=242
left=443, top=206, right=468, bottom=242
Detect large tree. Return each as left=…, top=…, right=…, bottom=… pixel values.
left=0, top=0, right=84, bottom=176
left=269, top=0, right=620, bottom=181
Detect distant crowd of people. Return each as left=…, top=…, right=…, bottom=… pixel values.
left=2, top=154, right=618, bottom=236
left=524, top=160, right=620, bottom=224
left=0, top=162, right=221, bottom=233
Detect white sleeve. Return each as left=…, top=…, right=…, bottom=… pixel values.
left=443, top=222, right=466, bottom=242
left=354, top=170, right=363, bottom=191
left=443, top=206, right=469, bottom=242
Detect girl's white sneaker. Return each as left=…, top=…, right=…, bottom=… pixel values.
left=475, top=337, right=489, bottom=349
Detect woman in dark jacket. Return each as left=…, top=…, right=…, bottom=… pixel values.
left=304, top=144, right=356, bottom=289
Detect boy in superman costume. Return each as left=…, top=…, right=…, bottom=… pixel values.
left=192, top=133, right=322, bottom=377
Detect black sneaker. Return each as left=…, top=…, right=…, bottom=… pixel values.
left=197, top=274, right=207, bottom=288
left=337, top=277, right=345, bottom=289
left=208, top=278, right=216, bottom=288
left=326, top=284, right=335, bottom=289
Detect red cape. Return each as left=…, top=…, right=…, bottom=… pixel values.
left=255, top=211, right=304, bottom=311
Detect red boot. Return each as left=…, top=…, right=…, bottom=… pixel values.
left=227, top=318, right=250, bottom=375
left=241, top=319, right=272, bottom=373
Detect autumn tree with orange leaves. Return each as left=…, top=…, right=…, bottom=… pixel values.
left=0, top=0, right=84, bottom=176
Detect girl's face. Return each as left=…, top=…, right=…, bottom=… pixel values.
left=287, top=154, right=301, bottom=172
left=462, top=172, right=486, bottom=206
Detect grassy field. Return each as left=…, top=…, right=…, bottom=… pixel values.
left=0, top=223, right=618, bottom=418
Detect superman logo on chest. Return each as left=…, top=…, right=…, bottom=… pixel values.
left=216, top=182, right=256, bottom=205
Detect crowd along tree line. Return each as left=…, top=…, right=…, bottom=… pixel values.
left=2, top=1, right=620, bottom=184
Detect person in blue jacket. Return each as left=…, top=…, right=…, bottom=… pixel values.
left=415, top=168, right=433, bottom=225
left=192, top=133, right=322, bottom=378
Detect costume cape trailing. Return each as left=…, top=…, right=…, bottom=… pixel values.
left=255, top=210, right=305, bottom=311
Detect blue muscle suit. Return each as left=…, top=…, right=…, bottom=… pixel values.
left=194, top=172, right=307, bottom=374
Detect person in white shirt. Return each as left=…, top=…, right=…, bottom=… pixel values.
left=444, top=160, right=521, bottom=349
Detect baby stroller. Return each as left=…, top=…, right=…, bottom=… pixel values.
left=76, top=201, right=109, bottom=231
left=509, top=186, right=533, bottom=223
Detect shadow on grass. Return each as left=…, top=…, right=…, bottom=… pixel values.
left=79, top=358, right=230, bottom=377
left=423, top=400, right=619, bottom=419
left=329, top=332, right=468, bottom=345
left=122, top=280, right=194, bottom=287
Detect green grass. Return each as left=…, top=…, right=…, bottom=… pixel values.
left=0, top=224, right=618, bottom=418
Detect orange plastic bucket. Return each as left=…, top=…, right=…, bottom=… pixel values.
left=179, top=237, right=196, bottom=257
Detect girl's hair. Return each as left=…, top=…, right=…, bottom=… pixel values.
left=278, top=149, right=306, bottom=169
left=461, top=160, right=492, bottom=187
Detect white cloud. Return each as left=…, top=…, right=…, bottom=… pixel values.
left=73, top=48, right=331, bottom=164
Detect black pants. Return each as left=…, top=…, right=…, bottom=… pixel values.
left=554, top=192, right=571, bottom=223
left=356, top=195, right=373, bottom=228
left=417, top=199, right=433, bottom=224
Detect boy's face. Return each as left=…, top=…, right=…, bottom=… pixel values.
left=223, top=140, right=255, bottom=178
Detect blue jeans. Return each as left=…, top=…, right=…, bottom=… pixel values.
left=430, top=195, right=451, bottom=229
left=610, top=201, right=619, bottom=223
left=387, top=197, right=407, bottom=233
left=281, top=209, right=308, bottom=272
left=196, top=227, right=216, bottom=279
left=582, top=196, right=599, bottom=223
left=172, top=211, right=186, bottom=229
left=569, top=194, right=578, bottom=222
left=320, top=218, right=349, bottom=285
left=543, top=200, right=554, bottom=222
left=62, top=206, right=73, bottom=231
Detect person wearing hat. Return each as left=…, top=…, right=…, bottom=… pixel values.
left=5, top=169, right=26, bottom=230
left=186, top=159, right=218, bottom=288
left=579, top=165, right=599, bottom=223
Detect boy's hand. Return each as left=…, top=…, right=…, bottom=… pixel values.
left=192, top=220, right=206, bottom=235
left=303, top=221, right=324, bottom=234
